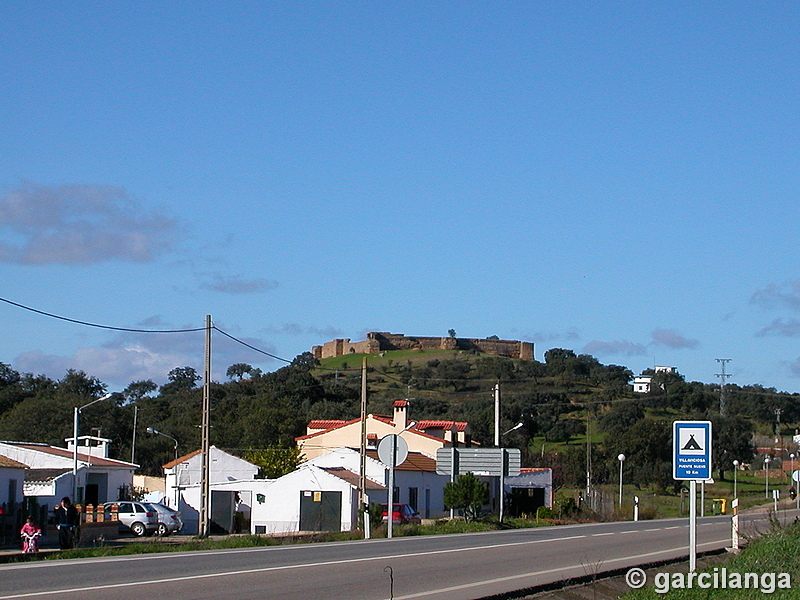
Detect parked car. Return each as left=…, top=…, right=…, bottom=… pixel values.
left=103, top=501, right=159, bottom=536
left=143, top=502, right=183, bottom=536
left=381, top=503, right=421, bottom=525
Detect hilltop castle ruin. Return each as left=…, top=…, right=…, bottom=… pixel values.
left=312, top=331, right=533, bottom=361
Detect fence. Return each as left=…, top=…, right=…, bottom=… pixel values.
left=0, top=502, right=121, bottom=549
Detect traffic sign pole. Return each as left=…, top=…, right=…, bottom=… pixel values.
left=378, top=434, right=408, bottom=540
left=673, top=421, right=712, bottom=573
left=388, top=435, right=395, bottom=539
left=689, top=479, right=697, bottom=572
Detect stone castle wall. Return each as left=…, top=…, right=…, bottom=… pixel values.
left=312, top=332, right=533, bottom=361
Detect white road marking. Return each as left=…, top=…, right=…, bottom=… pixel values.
left=0, top=535, right=591, bottom=599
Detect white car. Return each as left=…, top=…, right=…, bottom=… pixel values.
left=103, top=501, right=159, bottom=536
left=143, top=502, right=183, bottom=536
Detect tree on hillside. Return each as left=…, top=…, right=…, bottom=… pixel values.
left=713, top=416, right=755, bottom=480
left=605, top=419, right=672, bottom=491
left=226, top=363, right=256, bottom=381
left=122, top=380, right=157, bottom=403
left=162, top=366, right=201, bottom=392
left=243, top=447, right=304, bottom=479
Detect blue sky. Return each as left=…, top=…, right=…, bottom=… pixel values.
left=1, top=2, right=799, bottom=393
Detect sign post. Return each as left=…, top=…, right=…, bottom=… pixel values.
left=378, top=434, right=408, bottom=539
left=673, top=421, right=712, bottom=572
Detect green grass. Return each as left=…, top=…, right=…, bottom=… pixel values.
left=317, top=349, right=462, bottom=372
left=622, top=519, right=800, bottom=599
left=0, top=531, right=364, bottom=563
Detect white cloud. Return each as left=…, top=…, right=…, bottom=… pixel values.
left=0, top=182, right=179, bottom=264
left=583, top=340, right=648, bottom=357
left=12, top=320, right=284, bottom=387
left=262, top=323, right=344, bottom=338
left=650, top=328, right=699, bottom=349
left=198, top=273, right=279, bottom=294
left=750, top=281, right=800, bottom=312
left=756, top=318, right=800, bottom=338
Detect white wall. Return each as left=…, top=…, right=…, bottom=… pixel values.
left=307, top=447, right=450, bottom=518
left=0, top=467, right=25, bottom=506
left=164, top=446, right=259, bottom=510
left=249, top=466, right=357, bottom=535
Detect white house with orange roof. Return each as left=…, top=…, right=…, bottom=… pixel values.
left=0, top=436, right=136, bottom=507
left=296, top=400, right=472, bottom=460
left=308, top=446, right=451, bottom=519
left=160, top=445, right=260, bottom=534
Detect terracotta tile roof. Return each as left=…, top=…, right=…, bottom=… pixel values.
left=320, top=467, right=385, bottom=490
left=365, top=449, right=437, bottom=472
left=162, top=449, right=202, bottom=469
left=296, top=415, right=396, bottom=441
left=25, top=468, right=70, bottom=483
left=296, top=417, right=361, bottom=441
left=415, top=420, right=469, bottom=432
left=393, top=400, right=408, bottom=407
left=0, top=455, right=27, bottom=469
left=308, top=419, right=348, bottom=430
left=4, top=442, right=136, bottom=468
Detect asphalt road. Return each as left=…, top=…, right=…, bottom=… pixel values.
left=0, top=509, right=793, bottom=600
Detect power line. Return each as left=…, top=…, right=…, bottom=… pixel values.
left=0, top=296, right=206, bottom=333
left=212, top=326, right=292, bottom=364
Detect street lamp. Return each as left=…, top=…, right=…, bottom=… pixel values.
left=618, top=454, right=626, bottom=508
left=73, top=393, right=114, bottom=503
left=765, top=456, right=771, bottom=499
left=502, top=422, right=524, bottom=436
left=733, top=460, right=740, bottom=498
left=146, top=427, right=179, bottom=461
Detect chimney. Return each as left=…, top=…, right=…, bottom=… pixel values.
left=393, top=400, right=408, bottom=431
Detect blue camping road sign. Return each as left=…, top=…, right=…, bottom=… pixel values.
left=673, top=421, right=712, bottom=480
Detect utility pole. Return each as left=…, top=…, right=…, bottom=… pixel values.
left=359, top=356, right=368, bottom=538
left=199, top=315, right=211, bottom=538
left=130, top=405, right=138, bottom=464
left=585, top=405, right=592, bottom=510
left=494, top=383, right=501, bottom=447
left=715, top=359, right=732, bottom=417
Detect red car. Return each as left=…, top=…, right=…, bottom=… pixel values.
left=381, top=503, right=421, bottom=524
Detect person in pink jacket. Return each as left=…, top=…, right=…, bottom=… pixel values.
left=20, top=517, right=41, bottom=553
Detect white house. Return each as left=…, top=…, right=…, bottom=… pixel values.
left=0, top=455, right=26, bottom=512
left=296, top=400, right=472, bottom=460
left=161, top=446, right=260, bottom=534
left=0, top=437, right=136, bottom=507
left=633, top=366, right=678, bottom=394
left=308, top=447, right=451, bottom=519
left=244, top=464, right=385, bottom=535
left=173, top=443, right=453, bottom=535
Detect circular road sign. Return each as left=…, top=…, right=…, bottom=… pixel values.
left=792, top=470, right=800, bottom=483
left=377, top=434, right=408, bottom=467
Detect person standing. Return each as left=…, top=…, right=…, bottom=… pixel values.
left=54, top=497, right=79, bottom=550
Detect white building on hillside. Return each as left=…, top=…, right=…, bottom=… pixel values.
left=633, top=365, right=678, bottom=394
